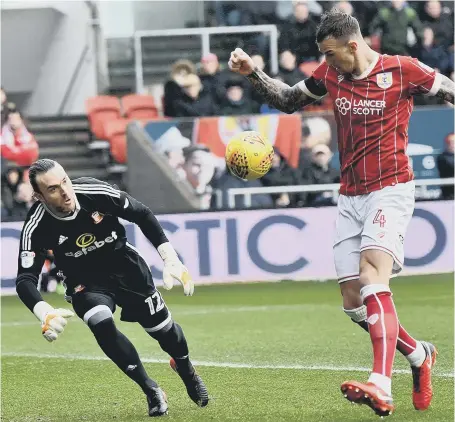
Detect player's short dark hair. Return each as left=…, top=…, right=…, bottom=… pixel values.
left=29, top=159, right=57, bottom=193
left=316, top=9, right=361, bottom=43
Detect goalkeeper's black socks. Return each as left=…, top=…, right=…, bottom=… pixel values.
left=147, top=320, right=209, bottom=407
left=147, top=322, right=195, bottom=377
left=173, top=356, right=195, bottom=378
left=90, top=318, right=159, bottom=396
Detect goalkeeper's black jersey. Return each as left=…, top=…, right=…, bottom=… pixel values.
left=16, top=177, right=167, bottom=287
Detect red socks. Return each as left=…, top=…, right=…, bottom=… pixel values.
left=397, top=324, right=418, bottom=355
left=361, top=285, right=398, bottom=379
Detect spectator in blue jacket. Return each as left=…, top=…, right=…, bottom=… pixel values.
left=418, top=27, right=449, bottom=74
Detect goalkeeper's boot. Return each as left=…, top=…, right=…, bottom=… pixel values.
left=412, top=341, right=438, bottom=411
left=341, top=380, right=395, bottom=417
left=170, top=358, right=209, bottom=407
left=147, top=387, right=168, bottom=417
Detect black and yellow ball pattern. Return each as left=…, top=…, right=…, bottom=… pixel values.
left=225, top=131, right=274, bottom=181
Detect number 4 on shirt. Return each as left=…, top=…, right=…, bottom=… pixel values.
left=373, top=209, right=386, bottom=228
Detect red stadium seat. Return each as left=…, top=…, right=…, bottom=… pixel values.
left=102, top=114, right=168, bottom=164
left=121, top=94, right=158, bottom=119
left=104, top=118, right=129, bottom=164
left=86, top=96, right=121, bottom=139
left=299, top=61, right=320, bottom=77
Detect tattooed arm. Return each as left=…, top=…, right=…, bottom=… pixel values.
left=435, top=74, right=455, bottom=104
left=228, top=48, right=326, bottom=114
left=407, top=57, right=455, bottom=104
left=245, top=67, right=321, bottom=114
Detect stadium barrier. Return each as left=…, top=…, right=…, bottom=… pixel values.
left=1, top=200, right=453, bottom=295
left=133, top=25, right=279, bottom=93
left=126, top=121, right=201, bottom=213
left=222, top=178, right=455, bottom=209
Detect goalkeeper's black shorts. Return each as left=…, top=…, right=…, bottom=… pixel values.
left=71, top=287, right=171, bottom=330
left=66, top=245, right=171, bottom=330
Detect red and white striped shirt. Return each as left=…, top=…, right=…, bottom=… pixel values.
left=299, top=54, right=442, bottom=196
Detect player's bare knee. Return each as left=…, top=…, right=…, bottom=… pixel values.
left=83, top=305, right=113, bottom=328
left=340, top=279, right=363, bottom=309
left=359, top=265, right=376, bottom=286
left=359, top=253, right=381, bottom=285
left=359, top=250, right=393, bottom=286
left=342, top=294, right=364, bottom=310
left=339, top=281, right=368, bottom=324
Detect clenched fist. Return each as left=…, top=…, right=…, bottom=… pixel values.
left=228, top=48, right=256, bottom=76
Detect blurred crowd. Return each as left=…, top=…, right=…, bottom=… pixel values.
left=153, top=117, right=336, bottom=210
left=163, top=47, right=323, bottom=118
left=210, top=0, right=454, bottom=72
left=1, top=87, right=38, bottom=219
left=2, top=0, right=453, bottom=217
left=152, top=114, right=454, bottom=210
left=1, top=90, right=58, bottom=292
left=163, top=54, right=264, bottom=118
left=157, top=0, right=454, bottom=209
left=163, top=0, right=454, bottom=118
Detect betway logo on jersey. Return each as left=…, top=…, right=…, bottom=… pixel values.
left=65, top=231, right=118, bottom=258
left=335, top=97, right=386, bottom=116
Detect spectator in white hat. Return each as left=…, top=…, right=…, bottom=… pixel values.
left=154, top=126, right=191, bottom=180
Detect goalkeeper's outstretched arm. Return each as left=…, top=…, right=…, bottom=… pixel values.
left=16, top=208, right=48, bottom=313
left=87, top=184, right=195, bottom=296
left=16, top=205, right=74, bottom=342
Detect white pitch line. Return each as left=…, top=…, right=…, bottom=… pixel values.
left=2, top=352, right=454, bottom=378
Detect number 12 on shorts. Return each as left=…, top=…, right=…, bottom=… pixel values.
left=145, top=291, right=165, bottom=315
left=373, top=209, right=386, bottom=228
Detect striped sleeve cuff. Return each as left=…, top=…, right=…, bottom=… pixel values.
left=426, top=72, right=443, bottom=96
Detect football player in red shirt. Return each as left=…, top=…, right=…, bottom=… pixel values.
left=229, top=8, right=454, bottom=418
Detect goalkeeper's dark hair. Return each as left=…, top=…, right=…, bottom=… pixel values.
left=29, top=159, right=57, bottom=193
left=316, top=9, right=361, bottom=43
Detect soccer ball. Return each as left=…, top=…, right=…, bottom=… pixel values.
left=225, top=131, right=274, bottom=181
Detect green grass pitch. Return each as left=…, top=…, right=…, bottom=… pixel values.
left=1, top=273, right=453, bottom=421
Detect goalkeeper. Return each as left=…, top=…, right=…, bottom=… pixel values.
left=15, top=159, right=209, bottom=417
